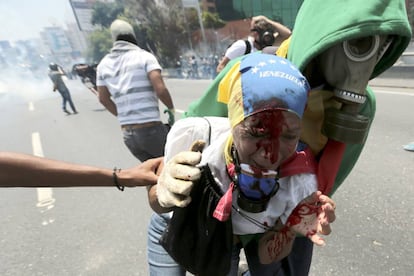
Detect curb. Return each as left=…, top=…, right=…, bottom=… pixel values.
left=369, top=78, right=414, bottom=89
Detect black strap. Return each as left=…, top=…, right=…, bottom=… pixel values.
left=200, top=117, right=212, bottom=146
left=244, top=40, right=252, bottom=55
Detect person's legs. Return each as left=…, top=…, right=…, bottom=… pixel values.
left=59, top=90, right=70, bottom=114
left=147, top=213, right=186, bottom=276
left=281, top=237, right=313, bottom=276
left=65, top=92, right=77, bottom=113
left=123, top=124, right=169, bottom=161
left=124, top=125, right=178, bottom=274
left=226, top=243, right=242, bottom=276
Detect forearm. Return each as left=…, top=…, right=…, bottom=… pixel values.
left=157, top=88, right=174, bottom=109
left=216, top=57, right=229, bottom=73
left=147, top=184, right=174, bottom=214
left=97, top=86, right=118, bottom=116
left=0, top=152, right=115, bottom=188
left=148, top=70, right=174, bottom=109
left=270, top=21, right=291, bottom=38
left=251, top=15, right=292, bottom=44
left=99, top=99, right=118, bottom=116
left=258, top=227, right=296, bottom=264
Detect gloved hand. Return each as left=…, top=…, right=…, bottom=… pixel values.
left=157, top=140, right=206, bottom=208
left=164, top=108, right=175, bottom=126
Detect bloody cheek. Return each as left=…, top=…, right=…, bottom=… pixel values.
left=254, top=111, right=285, bottom=164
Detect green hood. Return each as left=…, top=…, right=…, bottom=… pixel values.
left=288, top=0, right=412, bottom=79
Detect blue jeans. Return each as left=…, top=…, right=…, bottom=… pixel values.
left=58, top=89, right=77, bottom=113
left=122, top=123, right=169, bottom=162
left=147, top=213, right=186, bottom=276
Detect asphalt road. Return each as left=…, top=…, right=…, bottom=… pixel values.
left=0, top=76, right=413, bottom=276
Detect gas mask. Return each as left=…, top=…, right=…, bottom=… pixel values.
left=251, top=28, right=276, bottom=49
left=317, top=35, right=393, bottom=143
left=232, top=148, right=280, bottom=213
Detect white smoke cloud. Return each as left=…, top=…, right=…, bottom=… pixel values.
left=0, top=68, right=52, bottom=104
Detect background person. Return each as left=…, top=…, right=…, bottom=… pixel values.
left=48, top=63, right=78, bottom=115
left=72, top=63, right=98, bottom=95
left=96, top=19, right=178, bottom=275
left=96, top=19, right=175, bottom=162
left=216, top=15, right=291, bottom=73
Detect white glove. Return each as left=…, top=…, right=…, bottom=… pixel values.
left=157, top=150, right=202, bottom=208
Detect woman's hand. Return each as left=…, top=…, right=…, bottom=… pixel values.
left=287, top=191, right=336, bottom=246
left=258, top=191, right=336, bottom=264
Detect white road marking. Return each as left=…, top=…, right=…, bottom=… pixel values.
left=28, top=102, right=34, bottom=111
left=32, top=132, right=56, bottom=225
left=373, top=89, right=414, bottom=96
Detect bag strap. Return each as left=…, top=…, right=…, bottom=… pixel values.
left=200, top=117, right=212, bottom=146
left=244, top=40, right=252, bottom=55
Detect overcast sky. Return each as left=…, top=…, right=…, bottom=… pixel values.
left=0, top=0, right=77, bottom=42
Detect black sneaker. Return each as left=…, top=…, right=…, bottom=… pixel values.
left=64, top=110, right=71, bottom=115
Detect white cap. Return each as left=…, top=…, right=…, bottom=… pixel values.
left=110, top=19, right=136, bottom=42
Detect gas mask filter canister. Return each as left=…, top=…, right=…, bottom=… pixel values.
left=317, top=35, right=393, bottom=143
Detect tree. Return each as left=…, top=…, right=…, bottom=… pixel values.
left=202, top=12, right=226, bottom=29
left=87, top=0, right=227, bottom=66
left=87, top=29, right=113, bottom=63
left=123, top=0, right=189, bottom=66
left=91, top=1, right=124, bottom=28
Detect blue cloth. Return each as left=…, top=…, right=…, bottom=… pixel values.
left=403, top=142, right=414, bottom=151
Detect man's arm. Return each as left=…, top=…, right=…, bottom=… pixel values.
left=216, top=56, right=230, bottom=73
left=97, top=85, right=118, bottom=116
left=0, top=152, right=162, bottom=188
left=148, top=69, right=174, bottom=110
left=251, top=15, right=292, bottom=45
left=49, top=74, right=58, bottom=91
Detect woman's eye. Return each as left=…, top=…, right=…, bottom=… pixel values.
left=248, top=129, right=268, bottom=138
left=282, top=133, right=299, bottom=140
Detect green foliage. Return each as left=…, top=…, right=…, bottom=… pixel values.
left=202, top=12, right=226, bottom=29
left=123, top=0, right=189, bottom=66
left=91, top=1, right=124, bottom=28
left=87, top=0, right=227, bottom=66
left=87, top=29, right=113, bottom=63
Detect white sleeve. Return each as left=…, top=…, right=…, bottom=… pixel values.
left=280, top=173, right=318, bottom=224
left=164, top=117, right=212, bottom=163
left=145, top=52, right=162, bottom=72
left=225, top=39, right=249, bottom=60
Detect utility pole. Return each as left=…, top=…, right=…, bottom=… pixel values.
left=182, top=0, right=206, bottom=54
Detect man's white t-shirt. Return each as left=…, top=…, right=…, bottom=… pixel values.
left=225, top=36, right=258, bottom=60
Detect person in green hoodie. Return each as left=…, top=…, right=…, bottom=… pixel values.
left=180, top=0, right=411, bottom=275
